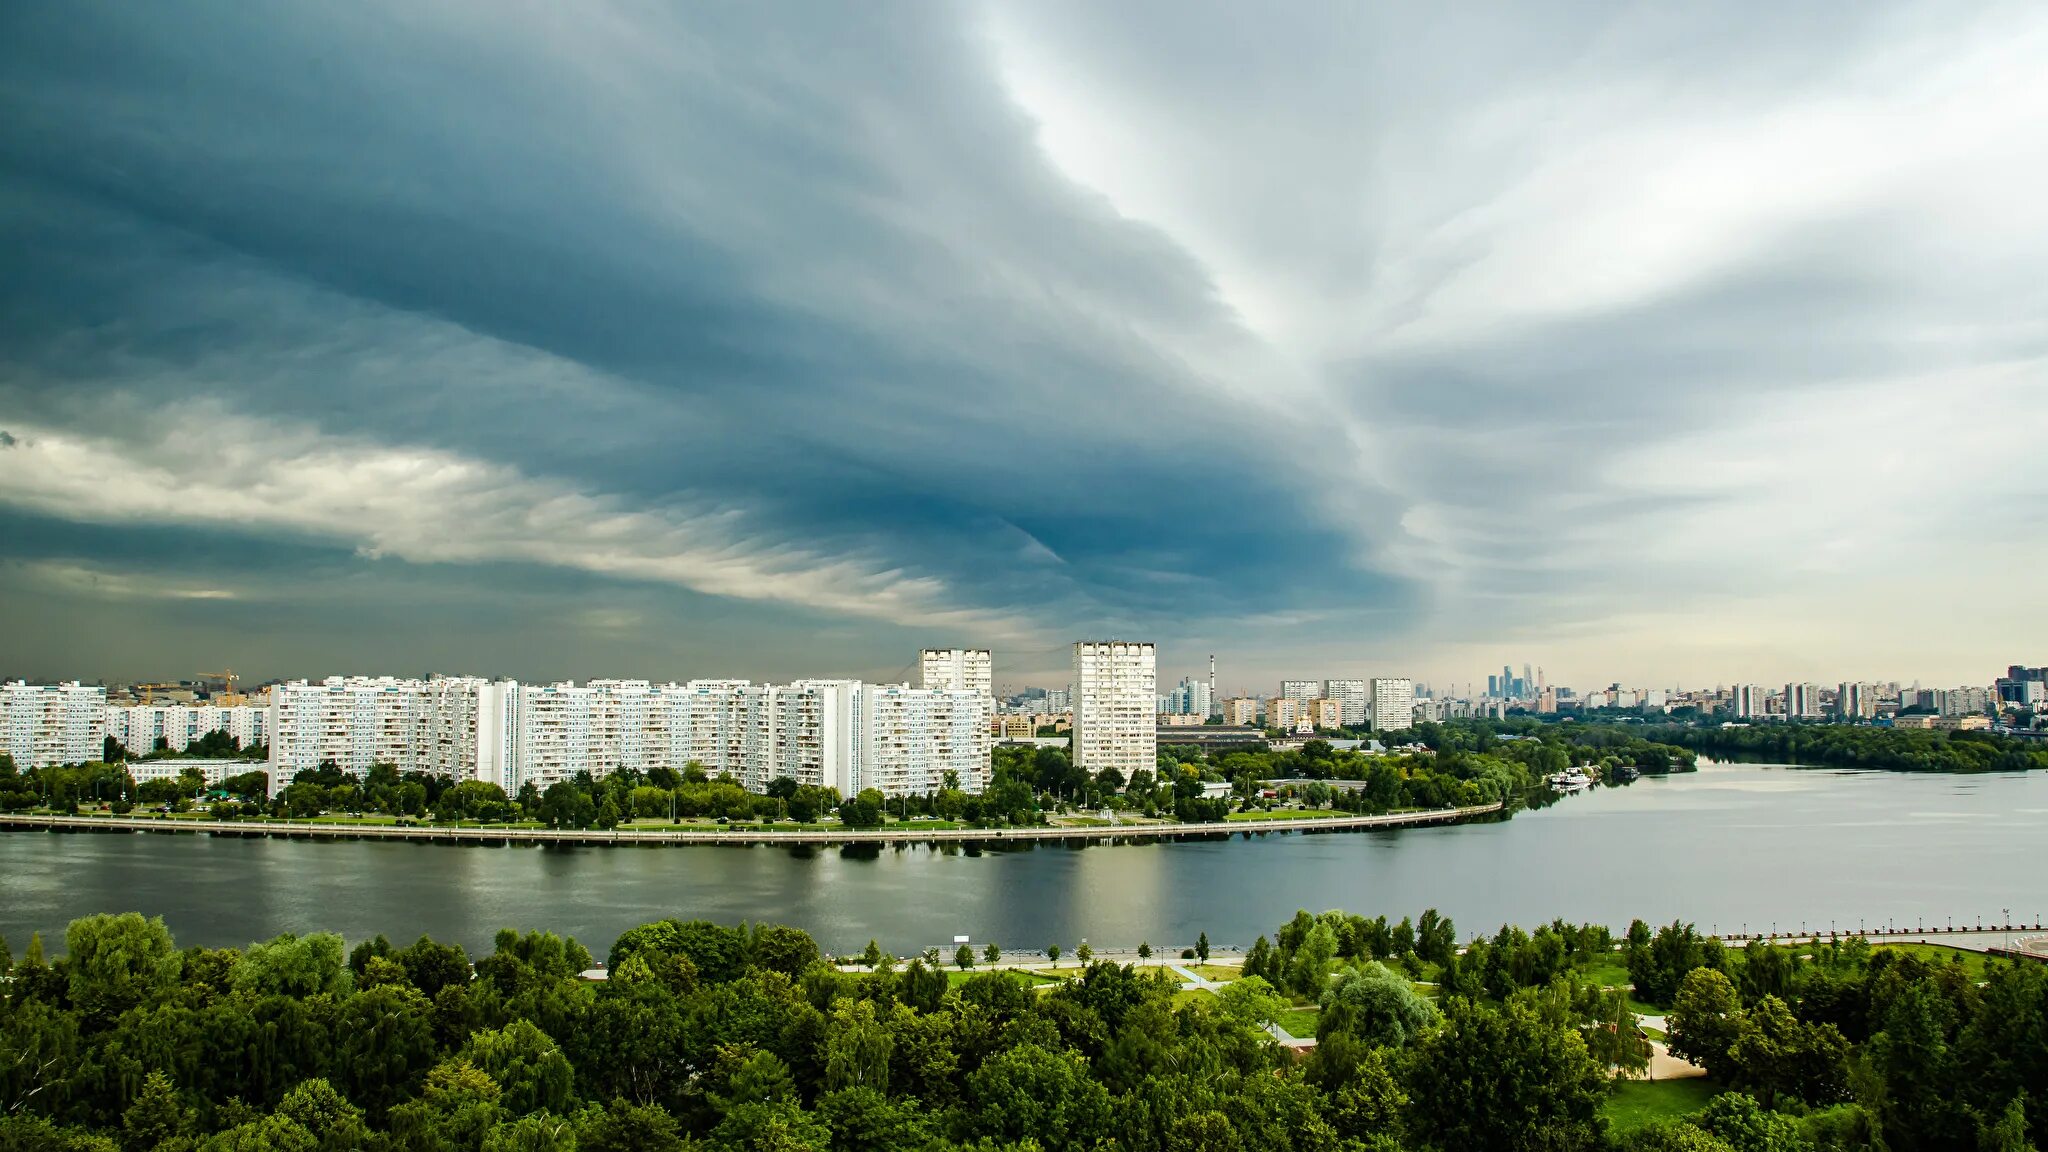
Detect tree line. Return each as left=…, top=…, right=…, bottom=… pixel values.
left=1648, top=724, right=2048, bottom=773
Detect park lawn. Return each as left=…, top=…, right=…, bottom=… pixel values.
left=1603, top=1077, right=1721, bottom=1134
left=944, top=969, right=1060, bottom=988
left=1223, top=809, right=1342, bottom=822
left=1191, top=964, right=1242, bottom=981
left=1274, top=1008, right=1321, bottom=1038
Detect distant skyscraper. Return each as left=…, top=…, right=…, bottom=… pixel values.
left=1072, top=641, right=1156, bottom=775
left=1370, top=678, right=1415, bottom=732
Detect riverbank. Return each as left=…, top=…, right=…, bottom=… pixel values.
left=0, top=801, right=1502, bottom=846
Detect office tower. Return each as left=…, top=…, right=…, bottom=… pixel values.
left=1163, top=677, right=1212, bottom=718
left=920, top=649, right=993, bottom=696
left=1072, top=641, right=1156, bottom=775
left=1324, top=679, right=1369, bottom=726
left=1, top=680, right=106, bottom=768
left=1370, top=678, right=1415, bottom=732
left=1785, top=683, right=1819, bottom=719
left=1487, top=675, right=1500, bottom=698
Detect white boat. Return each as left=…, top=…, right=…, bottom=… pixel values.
left=1548, top=767, right=1593, bottom=792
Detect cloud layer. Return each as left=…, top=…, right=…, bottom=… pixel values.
left=2, top=1, right=2044, bottom=689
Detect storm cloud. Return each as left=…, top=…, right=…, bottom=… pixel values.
left=1, top=1, right=2042, bottom=690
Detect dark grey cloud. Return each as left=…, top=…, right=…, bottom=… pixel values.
left=1, top=1, right=2043, bottom=688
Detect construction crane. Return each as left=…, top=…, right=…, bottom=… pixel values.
left=135, top=682, right=181, bottom=706
left=196, top=669, right=242, bottom=706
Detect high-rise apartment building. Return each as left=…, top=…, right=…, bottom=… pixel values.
left=1324, top=679, right=1369, bottom=726
left=1, top=680, right=106, bottom=768
left=1785, top=683, right=1819, bottom=719
left=1279, top=680, right=1319, bottom=703
left=1266, top=697, right=1299, bottom=729
left=1307, top=698, right=1343, bottom=730
left=920, top=649, right=993, bottom=696
left=1072, top=641, right=1156, bottom=775
left=1369, top=678, right=1415, bottom=732
left=853, top=683, right=988, bottom=795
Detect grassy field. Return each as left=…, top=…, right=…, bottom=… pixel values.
left=1577, top=957, right=1632, bottom=988
left=1603, top=1078, right=1721, bottom=1134
left=1274, top=1008, right=1321, bottom=1038
left=1222, top=808, right=1347, bottom=822
left=1191, top=964, right=1243, bottom=981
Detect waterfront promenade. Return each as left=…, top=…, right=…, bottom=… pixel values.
left=0, top=801, right=1502, bottom=847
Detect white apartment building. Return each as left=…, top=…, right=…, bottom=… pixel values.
left=269, top=677, right=432, bottom=789
left=853, top=684, right=990, bottom=795
left=1279, top=680, right=1320, bottom=703
left=1073, top=641, right=1156, bottom=775
left=2, top=680, right=107, bottom=768
left=1369, top=678, right=1415, bottom=732
left=1324, top=679, right=1369, bottom=726
left=1785, top=683, right=1819, bottom=719
left=920, top=649, right=993, bottom=697
left=105, top=703, right=268, bottom=756
left=1732, top=684, right=1765, bottom=719
left=1837, top=682, right=1873, bottom=720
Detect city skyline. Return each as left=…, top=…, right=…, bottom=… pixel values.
left=3, top=4, right=2046, bottom=689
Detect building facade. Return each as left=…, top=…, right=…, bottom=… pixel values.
left=1306, top=698, right=1344, bottom=730
left=1072, top=641, right=1156, bottom=776
left=1369, top=678, right=1415, bottom=732
left=2, top=680, right=106, bottom=768
left=1220, top=697, right=1259, bottom=727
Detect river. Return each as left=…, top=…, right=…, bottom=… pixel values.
left=2, top=763, right=2042, bottom=956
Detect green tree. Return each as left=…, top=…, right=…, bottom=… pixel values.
left=483, top=1113, right=578, bottom=1152
left=1318, top=962, right=1437, bottom=1048
left=966, top=1043, right=1112, bottom=1151
left=1725, top=994, right=1849, bottom=1109
left=1405, top=997, right=1607, bottom=1152
left=1137, top=941, right=1152, bottom=960
left=1287, top=920, right=1338, bottom=997
left=1215, top=974, right=1287, bottom=1031
left=983, top=942, right=1001, bottom=966
left=232, top=932, right=350, bottom=998
left=956, top=945, right=975, bottom=971
left=120, top=1070, right=194, bottom=1152
left=1668, top=967, right=1742, bottom=1079
left=1047, top=943, right=1061, bottom=966
left=823, top=1000, right=894, bottom=1092
left=65, top=913, right=181, bottom=1020
left=1195, top=932, right=1210, bottom=963
left=464, top=1020, right=577, bottom=1116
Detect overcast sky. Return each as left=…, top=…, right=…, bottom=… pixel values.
left=2, top=2, right=2043, bottom=694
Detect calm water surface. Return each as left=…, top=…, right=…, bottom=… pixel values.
left=2, top=763, right=2041, bottom=955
